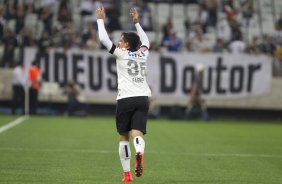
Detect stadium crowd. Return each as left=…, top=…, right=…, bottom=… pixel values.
left=0, top=0, right=281, bottom=75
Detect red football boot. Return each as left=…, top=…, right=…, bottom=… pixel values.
left=122, top=171, right=133, bottom=182
left=134, top=152, right=144, bottom=177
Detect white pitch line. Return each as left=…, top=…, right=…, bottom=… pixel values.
left=0, top=147, right=281, bottom=159
left=0, top=116, right=28, bottom=134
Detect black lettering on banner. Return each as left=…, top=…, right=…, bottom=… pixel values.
left=89, top=56, right=102, bottom=90
left=216, top=57, right=227, bottom=94
left=107, top=57, right=117, bottom=91
left=202, top=67, right=212, bottom=94
left=54, top=52, right=68, bottom=85
left=230, top=66, right=244, bottom=93
left=182, top=66, right=194, bottom=94
left=35, top=51, right=49, bottom=81
left=72, top=54, right=85, bottom=89
left=247, top=64, right=261, bottom=92
left=160, top=57, right=177, bottom=93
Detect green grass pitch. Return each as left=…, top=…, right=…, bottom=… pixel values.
left=0, top=115, right=281, bottom=184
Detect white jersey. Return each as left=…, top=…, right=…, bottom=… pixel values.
left=97, top=19, right=151, bottom=100
left=111, top=45, right=151, bottom=100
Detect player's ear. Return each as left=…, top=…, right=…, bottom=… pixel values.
left=125, top=42, right=129, bottom=48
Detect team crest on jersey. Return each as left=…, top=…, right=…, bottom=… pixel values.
left=128, top=51, right=145, bottom=58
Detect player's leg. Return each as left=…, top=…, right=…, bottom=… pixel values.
left=132, top=129, right=145, bottom=177
left=116, top=98, right=134, bottom=182
left=119, top=132, right=133, bottom=182
left=131, top=96, right=149, bottom=177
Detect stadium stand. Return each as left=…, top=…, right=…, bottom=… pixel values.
left=0, top=0, right=282, bottom=117
left=0, top=0, right=281, bottom=70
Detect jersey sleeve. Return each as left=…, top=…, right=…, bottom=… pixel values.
left=137, top=46, right=149, bottom=60
left=97, top=19, right=113, bottom=51
left=135, top=23, right=150, bottom=49
left=109, top=44, right=128, bottom=59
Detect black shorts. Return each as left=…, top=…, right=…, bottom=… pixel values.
left=116, top=96, right=149, bottom=135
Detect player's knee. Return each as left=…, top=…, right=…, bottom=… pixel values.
left=131, top=129, right=143, bottom=138
left=119, top=133, right=130, bottom=141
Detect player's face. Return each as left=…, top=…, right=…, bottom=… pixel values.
left=118, top=35, right=129, bottom=49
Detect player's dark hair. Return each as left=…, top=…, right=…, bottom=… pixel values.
left=122, top=32, right=140, bottom=52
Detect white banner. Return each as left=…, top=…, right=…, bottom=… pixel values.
left=24, top=48, right=272, bottom=103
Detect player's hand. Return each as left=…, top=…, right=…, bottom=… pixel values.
left=130, top=8, right=139, bottom=24
left=96, top=7, right=105, bottom=20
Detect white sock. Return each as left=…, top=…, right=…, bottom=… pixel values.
left=133, top=136, right=145, bottom=154
left=119, top=141, right=131, bottom=172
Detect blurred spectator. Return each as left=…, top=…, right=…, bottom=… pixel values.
left=71, top=31, right=82, bottom=49
left=86, top=31, right=98, bottom=50
left=19, top=27, right=35, bottom=63
left=185, top=41, right=194, bottom=52
left=63, top=80, right=88, bottom=116
left=80, top=0, right=93, bottom=16
left=205, top=0, right=218, bottom=28
left=131, top=0, right=153, bottom=31
left=224, top=4, right=236, bottom=20
left=240, top=0, right=254, bottom=36
left=42, top=0, right=56, bottom=8
left=190, top=29, right=210, bottom=52
left=149, top=41, right=160, bottom=51
left=24, top=0, right=35, bottom=14
left=12, top=63, right=27, bottom=115
left=60, top=21, right=74, bottom=50
left=259, top=35, right=276, bottom=56
left=161, top=16, right=173, bottom=46
left=229, top=18, right=243, bottom=42
left=38, top=30, right=52, bottom=52
left=57, top=0, right=72, bottom=28
left=229, top=35, right=246, bottom=53
left=196, top=3, right=208, bottom=33
left=274, top=41, right=282, bottom=75
left=213, top=38, right=227, bottom=53
left=140, top=1, right=153, bottom=31
left=216, top=13, right=231, bottom=43
left=275, top=12, right=282, bottom=44
left=4, top=0, right=17, bottom=20
left=20, top=27, right=36, bottom=47
left=276, top=12, right=282, bottom=32
left=185, top=64, right=209, bottom=120
left=91, top=0, right=103, bottom=29
left=15, top=4, right=25, bottom=34
left=51, top=29, right=62, bottom=47
left=221, top=0, right=234, bottom=11
left=106, top=5, right=122, bottom=32
left=81, top=22, right=95, bottom=48
left=28, top=61, right=41, bottom=115
left=245, top=36, right=260, bottom=54
left=0, top=5, right=5, bottom=41
left=163, top=31, right=182, bottom=52
left=1, top=29, right=18, bottom=68
left=184, top=19, right=192, bottom=38
left=187, top=23, right=201, bottom=41
left=40, top=6, right=53, bottom=35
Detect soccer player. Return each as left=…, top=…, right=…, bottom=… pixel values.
left=96, top=7, right=151, bottom=182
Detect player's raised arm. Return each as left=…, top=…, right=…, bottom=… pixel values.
left=96, top=7, right=113, bottom=51
left=130, top=8, right=150, bottom=49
